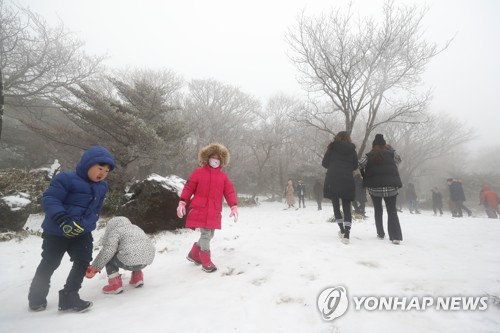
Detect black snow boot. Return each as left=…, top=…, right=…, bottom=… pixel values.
left=29, top=302, right=47, bottom=312
left=58, top=290, right=92, bottom=312
left=28, top=288, right=48, bottom=312
left=342, top=226, right=351, bottom=245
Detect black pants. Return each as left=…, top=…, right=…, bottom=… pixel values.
left=371, top=195, right=402, bottom=241
left=332, top=198, right=352, bottom=223
left=453, top=200, right=471, bottom=217
left=433, top=204, right=443, bottom=215
left=28, top=232, right=93, bottom=307
left=298, top=195, right=305, bottom=207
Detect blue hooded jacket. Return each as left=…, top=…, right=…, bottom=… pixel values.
left=41, top=146, right=116, bottom=237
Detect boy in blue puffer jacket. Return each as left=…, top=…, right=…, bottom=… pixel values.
left=28, top=145, right=115, bottom=313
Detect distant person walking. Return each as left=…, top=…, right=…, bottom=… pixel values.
left=480, top=185, right=499, bottom=218
left=431, top=187, right=444, bottom=216
left=296, top=180, right=306, bottom=208
left=405, top=183, right=421, bottom=214
left=359, top=134, right=403, bottom=245
left=285, top=179, right=296, bottom=209
left=322, top=131, right=358, bottom=244
left=447, top=178, right=472, bottom=217
left=313, top=180, right=323, bottom=210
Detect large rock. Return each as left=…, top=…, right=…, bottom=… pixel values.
left=118, top=174, right=186, bottom=233
left=0, top=193, right=32, bottom=232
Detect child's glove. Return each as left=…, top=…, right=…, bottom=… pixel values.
left=57, top=215, right=84, bottom=238
left=177, top=201, right=186, bottom=218
left=229, top=205, right=239, bottom=222
left=85, top=265, right=100, bottom=279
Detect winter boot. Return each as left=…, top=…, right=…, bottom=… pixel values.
left=58, top=290, right=92, bottom=312
left=29, top=302, right=47, bottom=312
left=28, top=287, right=48, bottom=312
left=336, top=219, right=345, bottom=238
left=342, top=226, right=351, bottom=245
left=199, top=250, right=217, bottom=273
left=102, top=272, right=123, bottom=294
left=187, top=242, right=202, bottom=265
left=129, top=270, right=144, bottom=288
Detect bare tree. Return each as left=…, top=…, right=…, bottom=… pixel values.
left=180, top=79, right=260, bottom=177
left=243, top=94, right=297, bottom=197
left=286, top=1, right=450, bottom=156
left=379, top=112, right=476, bottom=182
left=0, top=0, right=103, bottom=139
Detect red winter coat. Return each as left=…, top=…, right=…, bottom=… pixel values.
left=480, top=185, right=499, bottom=209
left=180, top=165, right=237, bottom=230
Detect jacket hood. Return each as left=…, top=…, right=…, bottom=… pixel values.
left=76, top=145, right=116, bottom=179
left=105, top=216, right=132, bottom=233
left=198, top=143, right=230, bottom=167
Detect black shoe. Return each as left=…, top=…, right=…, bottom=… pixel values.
left=29, top=302, right=47, bottom=312
left=59, top=290, right=93, bottom=313
left=341, top=231, right=350, bottom=244
left=377, top=234, right=385, bottom=240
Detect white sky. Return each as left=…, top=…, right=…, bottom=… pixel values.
left=2, top=200, right=500, bottom=331
left=16, top=0, right=500, bottom=148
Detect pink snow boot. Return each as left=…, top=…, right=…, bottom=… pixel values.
left=199, top=250, right=217, bottom=273
left=187, top=242, right=202, bottom=265
left=129, top=270, right=144, bottom=288
left=102, top=272, right=123, bottom=294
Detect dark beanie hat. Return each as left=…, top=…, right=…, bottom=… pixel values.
left=372, top=134, right=386, bottom=146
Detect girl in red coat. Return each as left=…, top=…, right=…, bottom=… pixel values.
left=176, top=143, right=238, bottom=272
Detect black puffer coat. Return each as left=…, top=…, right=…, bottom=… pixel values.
left=362, top=149, right=402, bottom=188
left=322, top=141, right=358, bottom=200
left=449, top=181, right=466, bottom=202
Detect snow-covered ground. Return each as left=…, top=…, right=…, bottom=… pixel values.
left=1, top=200, right=499, bottom=333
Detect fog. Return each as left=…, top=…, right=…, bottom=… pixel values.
left=15, top=0, right=500, bottom=150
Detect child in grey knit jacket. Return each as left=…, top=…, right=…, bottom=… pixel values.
left=85, top=216, right=155, bottom=294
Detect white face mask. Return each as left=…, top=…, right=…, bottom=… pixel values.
left=209, top=158, right=221, bottom=168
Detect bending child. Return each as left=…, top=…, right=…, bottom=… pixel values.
left=85, top=216, right=156, bottom=294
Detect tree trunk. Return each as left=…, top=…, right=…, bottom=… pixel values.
left=0, top=69, right=4, bottom=140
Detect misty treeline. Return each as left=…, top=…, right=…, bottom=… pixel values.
left=1, top=0, right=497, bottom=202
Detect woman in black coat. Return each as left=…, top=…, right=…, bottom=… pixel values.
left=322, top=131, right=359, bottom=244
